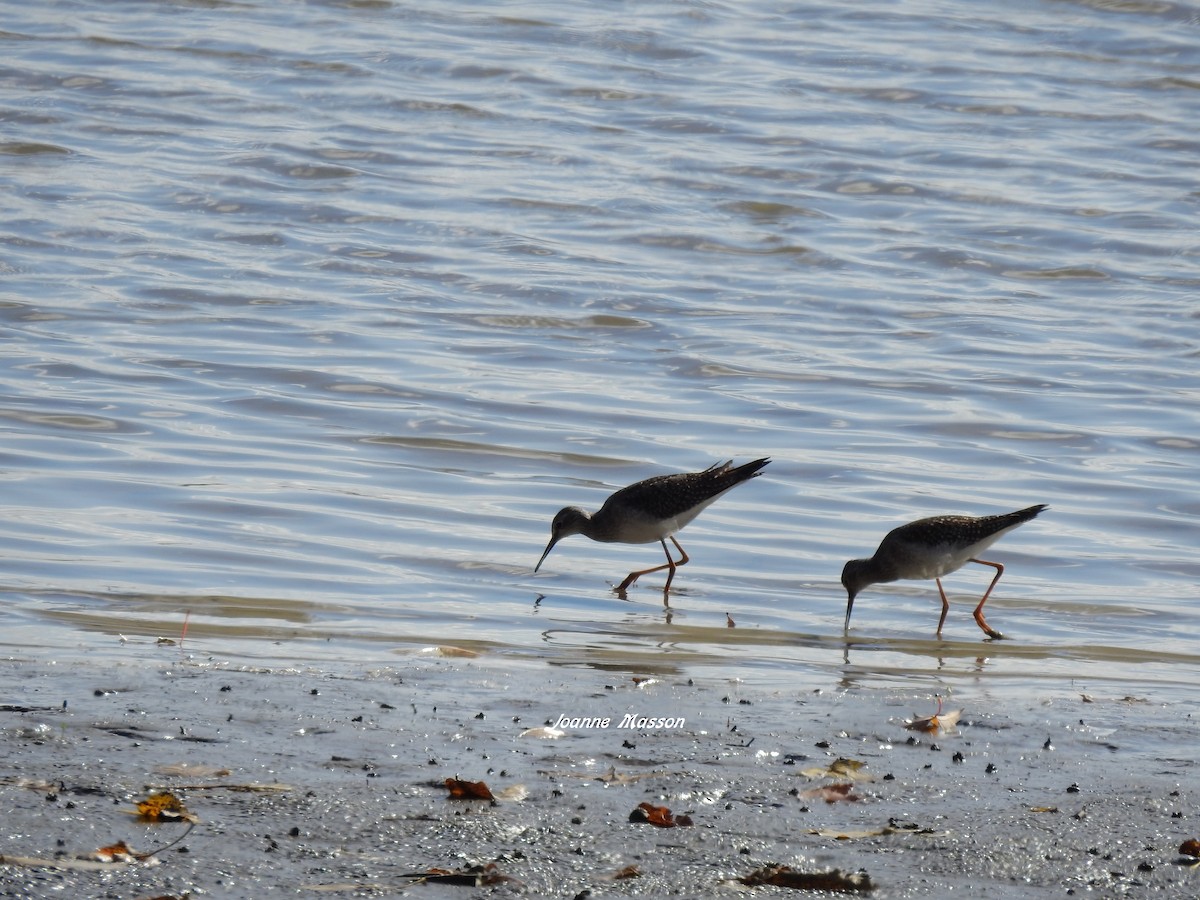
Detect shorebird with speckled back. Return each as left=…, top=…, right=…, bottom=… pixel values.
left=842, top=504, right=1046, bottom=639
left=535, top=458, right=770, bottom=595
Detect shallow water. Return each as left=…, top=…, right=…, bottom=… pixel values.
left=2, top=1, right=1199, bottom=708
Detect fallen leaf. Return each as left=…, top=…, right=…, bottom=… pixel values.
left=906, top=696, right=961, bottom=734
left=149, top=782, right=290, bottom=793
left=93, top=841, right=139, bottom=863
left=402, top=862, right=511, bottom=886
left=0, top=853, right=159, bottom=872
left=444, top=777, right=494, bottom=801
left=1180, top=838, right=1200, bottom=858
left=739, top=863, right=874, bottom=892
left=809, top=818, right=944, bottom=840
left=518, top=726, right=565, bottom=739
left=134, top=792, right=199, bottom=824
left=629, top=802, right=693, bottom=827
left=800, top=758, right=872, bottom=782
left=610, top=864, right=641, bottom=880
left=799, top=783, right=863, bottom=804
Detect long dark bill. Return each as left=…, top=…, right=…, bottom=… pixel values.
left=534, top=537, right=558, bottom=573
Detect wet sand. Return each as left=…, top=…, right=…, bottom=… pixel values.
left=1, top=649, right=1196, bottom=898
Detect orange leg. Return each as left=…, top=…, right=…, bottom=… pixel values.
left=969, top=558, right=1005, bottom=639
left=615, top=536, right=689, bottom=595
left=934, top=578, right=951, bottom=636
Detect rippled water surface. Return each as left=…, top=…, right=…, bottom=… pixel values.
left=2, top=0, right=1198, bottom=704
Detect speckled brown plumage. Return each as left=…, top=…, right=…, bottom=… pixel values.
left=535, top=458, right=770, bottom=595
left=842, top=504, right=1046, bottom=639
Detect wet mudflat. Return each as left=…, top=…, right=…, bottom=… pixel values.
left=0, top=651, right=1196, bottom=899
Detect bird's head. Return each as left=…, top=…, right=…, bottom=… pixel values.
left=534, top=506, right=590, bottom=573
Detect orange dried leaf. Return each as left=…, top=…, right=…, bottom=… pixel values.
left=444, top=777, right=495, bottom=801
left=906, top=708, right=962, bottom=734
left=405, top=862, right=510, bottom=886
left=629, top=801, right=692, bottom=827
left=611, top=864, right=641, bottom=880
left=906, top=696, right=961, bottom=734
left=740, top=864, right=874, bottom=892
left=93, top=841, right=138, bottom=863
left=134, top=791, right=198, bottom=823
left=1180, top=838, right=1200, bottom=858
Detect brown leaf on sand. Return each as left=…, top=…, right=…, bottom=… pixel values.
left=905, top=696, right=961, bottom=734
left=629, top=802, right=693, bottom=827
left=809, top=818, right=944, bottom=840
left=610, top=864, right=641, bottom=879
left=799, top=783, right=863, bottom=804
left=739, top=864, right=874, bottom=892
left=403, top=862, right=511, bottom=886
left=1179, top=838, right=1200, bottom=858
left=444, top=777, right=495, bottom=801
left=800, top=758, right=872, bottom=782
left=133, top=792, right=199, bottom=824
left=93, top=841, right=140, bottom=863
